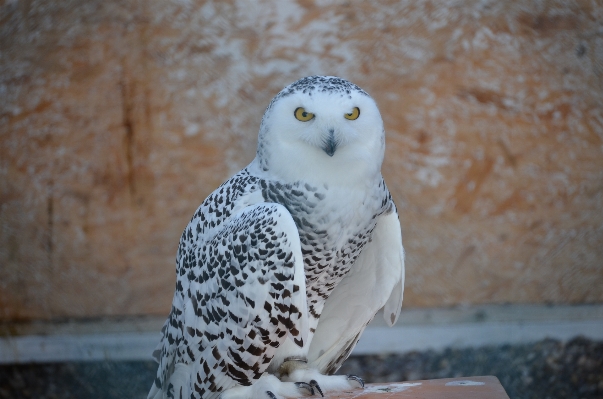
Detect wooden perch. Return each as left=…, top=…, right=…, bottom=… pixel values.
left=324, top=376, right=510, bottom=399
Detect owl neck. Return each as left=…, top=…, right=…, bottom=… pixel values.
left=249, top=143, right=383, bottom=188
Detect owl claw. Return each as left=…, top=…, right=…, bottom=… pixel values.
left=266, top=391, right=278, bottom=399
left=294, top=382, right=314, bottom=396
left=309, top=380, right=324, bottom=397
left=347, top=375, right=364, bottom=388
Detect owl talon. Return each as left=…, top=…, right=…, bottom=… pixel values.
left=310, top=380, right=324, bottom=397
left=294, top=382, right=314, bottom=396
left=266, top=390, right=278, bottom=399
left=347, top=375, right=364, bottom=388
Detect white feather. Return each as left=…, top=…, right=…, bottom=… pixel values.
left=307, top=209, right=405, bottom=373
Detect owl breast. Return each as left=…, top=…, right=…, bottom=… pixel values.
left=261, top=176, right=389, bottom=321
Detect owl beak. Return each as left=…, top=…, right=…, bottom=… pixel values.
left=322, top=128, right=337, bottom=157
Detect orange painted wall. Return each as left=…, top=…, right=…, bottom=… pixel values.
left=1, top=0, right=602, bottom=320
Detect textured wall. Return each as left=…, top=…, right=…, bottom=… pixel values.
left=1, top=0, right=602, bottom=320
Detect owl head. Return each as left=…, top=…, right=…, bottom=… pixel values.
left=252, top=76, right=385, bottom=186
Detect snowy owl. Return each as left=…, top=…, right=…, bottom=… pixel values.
left=149, top=76, right=405, bottom=399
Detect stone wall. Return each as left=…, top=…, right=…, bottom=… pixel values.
left=1, top=0, right=602, bottom=320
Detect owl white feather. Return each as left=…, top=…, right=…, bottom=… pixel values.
left=149, top=76, right=405, bottom=399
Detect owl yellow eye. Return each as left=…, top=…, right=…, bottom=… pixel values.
left=344, top=107, right=360, bottom=120
left=294, top=107, right=315, bottom=122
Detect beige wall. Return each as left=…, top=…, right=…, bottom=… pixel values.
left=1, top=0, right=602, bottom=321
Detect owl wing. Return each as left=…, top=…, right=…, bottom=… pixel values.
left=149, top=203, right=308, bottom=399
left=307, top=204, right=405, bottom=374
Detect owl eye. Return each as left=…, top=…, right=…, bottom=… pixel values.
left=294, top=107, right=315, bottom=122
left=344, top=107, right=360, bottom=120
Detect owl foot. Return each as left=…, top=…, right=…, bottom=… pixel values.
left=280, top=367, right=364, bottom=394
left=309, top=380, right=324, bottom=397
left=221, top=374, right=316, bottom=399
left=346, top=374, right=364, bottom=388
left=294, top=381, right=316, bottom=396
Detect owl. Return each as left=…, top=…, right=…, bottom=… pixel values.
left=149, top=76, right=405, bottom=399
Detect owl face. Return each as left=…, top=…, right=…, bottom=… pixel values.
left=255, top=76, right=385, bottom=185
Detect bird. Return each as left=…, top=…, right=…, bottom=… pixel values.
left=148, top=76, right=405, bottom=399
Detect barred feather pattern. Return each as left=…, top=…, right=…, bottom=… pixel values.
left=150, top=166, right=393, bottom=398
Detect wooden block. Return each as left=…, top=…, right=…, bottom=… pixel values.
left=324, top=376, right=510, bottom=399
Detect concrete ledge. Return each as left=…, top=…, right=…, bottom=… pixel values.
left=1, top=304, right=602, bottom=364
left=354, top=303, right=603, bottom=354
left=0, top=332, right=160, bottom=364
left=355, top=319, right=603, bottom=355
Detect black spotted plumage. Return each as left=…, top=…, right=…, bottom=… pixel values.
left=149, top=76, right=405, bottom=399
left=151, top=185, right=309, bottom=398
left=150, top=168, right=393, bottom=399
